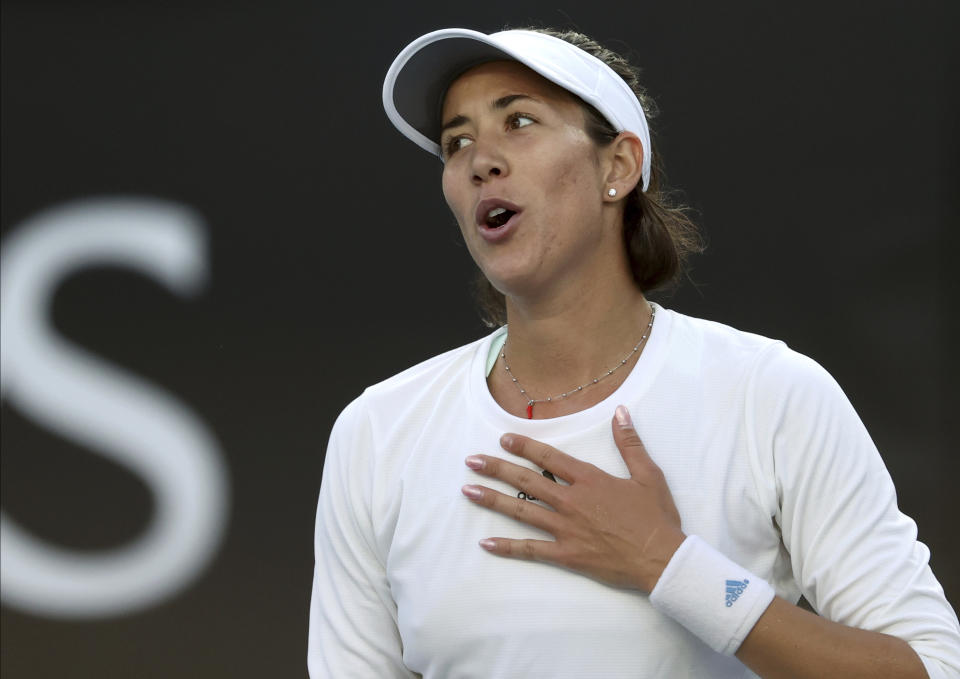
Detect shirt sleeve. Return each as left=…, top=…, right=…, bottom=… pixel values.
left=307, top=394, right=416, bottom=678
left=747, top=343, right=960, bottom=678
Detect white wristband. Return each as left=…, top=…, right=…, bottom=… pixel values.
left=649, top=535, right=775, bottom=656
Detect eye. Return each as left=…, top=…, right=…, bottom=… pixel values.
left=443, top=135, right=473, bottom=158
left=508, top=112, right=535, bottom=129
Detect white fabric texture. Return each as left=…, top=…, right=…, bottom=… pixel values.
left=649, top=535, right=776, bottom=656
left=308, top=305, right=960, bottom=678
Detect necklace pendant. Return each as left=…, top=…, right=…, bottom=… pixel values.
left=526, top=401, right=534, bottom=419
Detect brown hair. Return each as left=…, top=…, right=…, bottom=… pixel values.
left=471, top=27, right=704, bottom=327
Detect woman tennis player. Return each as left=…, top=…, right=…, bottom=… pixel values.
left=308, top=27, right=960, bottom=678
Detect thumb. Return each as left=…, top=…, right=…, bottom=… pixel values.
left=612, top=405, right=658, bottom=479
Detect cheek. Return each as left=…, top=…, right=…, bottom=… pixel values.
left=545, top=130, right=602, bottom=195
left=545, top=155, right=602, bottom=222
left=441, top=171, right=468, bottom=224
left=440, top=171, right=455, bottom=210
left=554, top=163, right=591, bottom=194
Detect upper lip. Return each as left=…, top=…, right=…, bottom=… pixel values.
left=475, top=198, right=522, bottom=228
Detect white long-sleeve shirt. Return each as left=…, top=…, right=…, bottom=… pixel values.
left=308, top=305, right=960, bottom=678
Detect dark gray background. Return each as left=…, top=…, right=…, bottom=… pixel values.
left=2, top=1, right=956, bottom=677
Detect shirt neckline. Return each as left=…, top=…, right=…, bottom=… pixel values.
left=469, top=302, right=674, bottom=437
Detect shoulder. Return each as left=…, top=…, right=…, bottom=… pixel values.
left=658, top=309, right=850, bottom=430
left=665, top=309, right=785, bottom=360
left=667, top=309, right=830, bottom=379
left=330, top=331, right=496, bottom=441
left=660, top=308, right=793, bottom=383
left=681, top=315, right=874, bottom=479
left=363, top=333, right=491, bottom=403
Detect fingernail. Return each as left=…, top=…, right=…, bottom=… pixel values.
left=615, top=405, right=633, bottom=428
left=462, top=485, right=483, bottom=500
left=479, top=539, right=496, bottom=551
left=500, top=434, right=514, bottom=449
left=465, top=455, right=485, bottom=470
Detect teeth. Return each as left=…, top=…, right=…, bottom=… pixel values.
left=487, top=207, right=507, bottom=219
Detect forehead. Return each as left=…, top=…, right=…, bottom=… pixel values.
left=441, top=60, right=578, bottom=118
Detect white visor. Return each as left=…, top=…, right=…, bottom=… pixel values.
left=383, top=28, right=652, bottom=192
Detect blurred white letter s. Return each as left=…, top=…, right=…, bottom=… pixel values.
left=0, top=198, right=229, bottom=618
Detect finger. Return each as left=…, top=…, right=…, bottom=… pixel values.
left=612, top=405, right=661, bottom=479
left=478, top=537, right=562, bottom=563
left=465, top=455, right=565, bottom=507
left=461, top=484, right=562, bottom=535
left=499, top=434, right=582, bottom=483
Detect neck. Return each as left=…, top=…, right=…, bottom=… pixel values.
left=500, top=276, right=651, bottom=403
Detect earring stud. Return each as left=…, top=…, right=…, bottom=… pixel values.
left=607, top=188, right=617, bottom=197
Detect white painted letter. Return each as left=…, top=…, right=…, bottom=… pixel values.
left=1, top=198, right=229, bottom=618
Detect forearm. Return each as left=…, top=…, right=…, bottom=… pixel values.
left=735, top=597, right=928, bottom=679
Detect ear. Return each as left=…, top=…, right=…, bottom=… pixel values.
left=602, top=132, right=644, bottom=200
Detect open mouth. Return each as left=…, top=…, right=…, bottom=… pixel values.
left=484, top=207, right=517, bottom=229
left=475, top=199, right=522, bottom=234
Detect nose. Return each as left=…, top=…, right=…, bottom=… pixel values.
left=470, top=139, right=507, bottom=184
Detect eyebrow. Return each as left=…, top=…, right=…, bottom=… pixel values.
left=440, top=94, right=539, bottom=134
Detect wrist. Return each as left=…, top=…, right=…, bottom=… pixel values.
left=639, top=527, right=687, bottom=592
left=648, top=535, right=775, bottom=655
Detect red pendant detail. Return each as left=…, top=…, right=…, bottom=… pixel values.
left=526, top=403, right=534, bottom=419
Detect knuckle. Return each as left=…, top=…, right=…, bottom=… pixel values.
left=539, top=446, right=554, bottom=469
left=522, top=540, right=537, bottom=560
left=555, top=544, right=576, bottom=567
left=512, top=498, right=527, bottom=521
left=517, top=467, right=537, bottom=491
left=646, top=463, right=666, bottom=482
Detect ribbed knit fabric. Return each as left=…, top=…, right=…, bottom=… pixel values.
left=649, top=535, right=775, bottom=655
left=309, top=305, right=960, bottom=678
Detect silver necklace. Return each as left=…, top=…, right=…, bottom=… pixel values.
left=501, top=304, right=656, bottom=419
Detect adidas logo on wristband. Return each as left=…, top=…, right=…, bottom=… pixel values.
left=650, top=537, right=775, bottom=655
left=725, top=579, right=749, bottom=607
